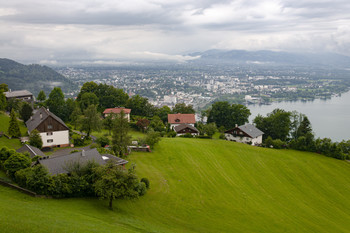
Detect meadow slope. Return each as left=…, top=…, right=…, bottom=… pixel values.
left=1, top=138, right=350, bottom=232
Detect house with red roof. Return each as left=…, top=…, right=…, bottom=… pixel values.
left=168, top=113, right=196, bottom=130
left=103, top=107, right=131, bottom=122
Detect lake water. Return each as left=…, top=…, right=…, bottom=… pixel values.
left=248, top=91, right=350, bottom=142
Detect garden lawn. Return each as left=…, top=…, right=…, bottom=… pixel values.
left=0, top=112, right=28, bottom=136
left=1, top=138, right=350, bottom=232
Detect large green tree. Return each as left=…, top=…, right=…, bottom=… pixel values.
left=172, top=103, right=195, bottom=114
left=79, top=105, right=102, bottom=137
left=37, top=90, right=46, bottom=102
left=207, top=101, right=250, bottom=130
left=46, top=87, right=65, bottom=120
left=79, top=92, right=99, bottom=110
left=29, top=129, right=43, bottom=149
left=93, top=162, right=139, bottom=210
left=8, top=109, right=21, bottom=138
left=112, top=111, right=131, bottom=157
left=19, top=102, right=33, bottom=122
left=126, top=95, right=154, bottom=117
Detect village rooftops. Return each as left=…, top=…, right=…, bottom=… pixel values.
left=25, top=107, right=68, bottom=133
left=168, top=113, right=196, bottom=124
left=103, top=107, right=131, bottom=114
left=4, top=90, right=33, bottom=99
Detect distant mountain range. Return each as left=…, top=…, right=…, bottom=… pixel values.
left=0, top=58, right=77, bottom=96
left=187, top=49, right=350, bottom=68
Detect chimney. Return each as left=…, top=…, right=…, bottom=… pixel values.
left=40, top=113, right=42, bottom=119
left=235, top=124, right=238, bottom=128
left=30, top=116, right=33, bottom=121
left=82, top=150, right=85, bottom=157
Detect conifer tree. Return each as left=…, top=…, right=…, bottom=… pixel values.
left=8, top=109, right=21, bottom=138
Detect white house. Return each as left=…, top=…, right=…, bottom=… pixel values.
left=26, top=107, right=70, bottom=148
left=103, top=107, right=131, bottom=122
left=225, top=124, right=264, bottom=146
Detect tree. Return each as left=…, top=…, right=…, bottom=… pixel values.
left=79, top=105, right=102, bottom=137
left=144, top=130, right=161, bottom=149
left=93, top=162, right=139, bottom=210
left=207, top=101, right=250, bottom=130
left=8, top=109, right=21, bottom=138
left=155, top=105, right=172, bottom=123
left=4, top=152, right=31, bottom=177
left=203, top=123, right=217, bottom=138
left=79, top=92, right=99, bottom=110
left=126, top=95, right=154, bottom=117
left=46, top=87, right=65, bottom=120
left=172, top=103, right=195, bottom=114
left=70, top=105, right=82, bottom=129
left=136, top=118, right=150, bottom=133
left=149, top=115, right=165, bottom=132
left=19, top=102, right=33, bottom=122
left=29, top=129, right=43, bottom=149
left=296, top=116, right=313, bottom=138
left=15, top=165, right=50, bottom=195
left=103, top=113, right=115, bottom=135
left=112, top=111, right=131, bottom=157
left=77, top=81, right=99, bottom=101
left=37, top=90, right=46, bottom=102
left=0, top=83, right=9, bottom=92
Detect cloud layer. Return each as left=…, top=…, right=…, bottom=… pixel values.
left=1, top=0, right=350, bottom=63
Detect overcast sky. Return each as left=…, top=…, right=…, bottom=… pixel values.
left=1, top=0, right=350, bottom=64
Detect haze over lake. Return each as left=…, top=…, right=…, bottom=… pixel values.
left=249, top=91, right=350, bottom=142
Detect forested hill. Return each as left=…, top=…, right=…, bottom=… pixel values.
left=0, top=58, right=77, bottom=96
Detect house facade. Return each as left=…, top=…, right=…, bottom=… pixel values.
left=225, top=124, right=264, bottom=146
left=168, top=113, right=196, bottom=129
left=26, top=107, right=70, bottom=148
left=103, top=107, right=131, bottom=122
left=4, top=90, right=34, bottom=106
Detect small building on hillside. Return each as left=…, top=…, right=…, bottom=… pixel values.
left=224, top=124, right=264, bottom=146
left=168, top=113, right=196, bottom=129
left=103, top=107, right=131, bottom=122
left=37, top=148, right=128, bottom=175
left=174, top=124, right=199, bottom=136
left=4, top=90, right=34, bottom=105
left=16, top=144, right=45, bottom=159
left=26, top=107, right=70, bottom=148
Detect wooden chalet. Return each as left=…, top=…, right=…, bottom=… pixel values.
left=225, top=124, right=264, bottom=146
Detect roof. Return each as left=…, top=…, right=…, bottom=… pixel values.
left=39, top=148, right=106, bottom=175
left=174, top=124, right=199, bottom=133
left=103, top=107, right=131, bottom=114
left=101, top=154, right=128, bottom=166
left=16, top=144, right=45, bottom=158
left=168, top=114, right=196, bottom=124
left=4, top=90, right=33, bottom=98
left=225, top=124, right=264, bottom=138
left=25, top=107, right=69, bottom=133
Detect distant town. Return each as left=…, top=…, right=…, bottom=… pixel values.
left=56, top=63, right=350, bottom=111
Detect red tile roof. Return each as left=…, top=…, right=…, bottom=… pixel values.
left=103, top=107, right=131, bottom=114
left=168, top=113, right=196, bottom=124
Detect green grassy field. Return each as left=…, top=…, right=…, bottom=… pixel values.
left=0, top=138, right=350, bottom=232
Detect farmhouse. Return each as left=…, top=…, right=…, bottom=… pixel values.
left=26, top=107, right=69, bottom=148
left=225, top=124, right=264, bottom=146
left=174, top=124, right=199, bottom=136
left=103, top=107, right=131, bottom=122
left=4, top=90, right=34, bottom=105
left=38, top=148, right=128, bottom=175
left=168, top=113, right=196, bottom=130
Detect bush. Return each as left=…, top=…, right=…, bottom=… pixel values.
left=195, top=135, right=211, bottom=139
left=70, top=149, right=80, bottom=154
left=144, top=131, right=161, bottom=149
left=96, top=136, right=110, bottom=147
left=219, top=133, right=226, bottom=140
left=140, top=177, right=150, bottom=189
left=135, top=182, right=147, bottom=196
left=167, top=131, right=177, bottom=138
left=15, top=165, right=51, bottom=195
left=183, top=133, right=193, bottom=138
left=29, top=129, right=43, bottom=149
left=3, top=152, right=31, bottom=177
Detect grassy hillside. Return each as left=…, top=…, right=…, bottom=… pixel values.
left=0, top=138, right=350, bottom=232
left=0, top=112, right=27, bottom=148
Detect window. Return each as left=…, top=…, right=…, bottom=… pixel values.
left=47, top=132, right=53, bottom=136
left=175, top=119, right=180, bottom=123
left=47, top=139, right=53, bottom=143
left=47, top=125, right=53, bottom=129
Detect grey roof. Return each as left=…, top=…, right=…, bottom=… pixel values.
left=102, top=154, right=128, bottom=166
left=4, top=90, right=33, bottom=98
left=238, top=124, right=264, bottom=138
left=174, top=124, right=199, bottom=133
left=26, top=107, right=68, bottom=133
left=17, top=144, right=45, bottom=158
left=39, top=148, right=106, bottom=175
